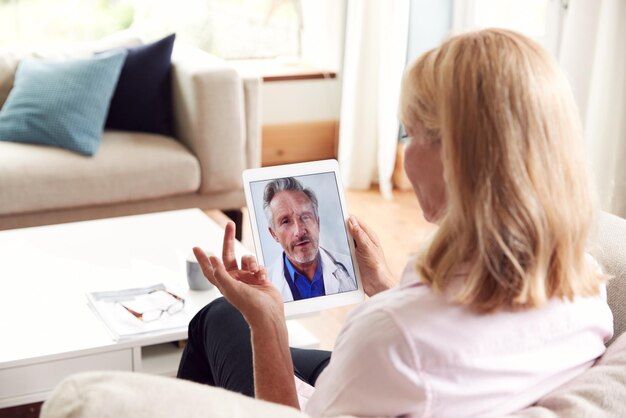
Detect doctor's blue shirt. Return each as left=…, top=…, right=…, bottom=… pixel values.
left=284, top=253, right=326, bottom=299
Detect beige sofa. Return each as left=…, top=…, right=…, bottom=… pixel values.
left=0, top=34, right=260, bottom=230
left=40, top=212, right=626, bottom=418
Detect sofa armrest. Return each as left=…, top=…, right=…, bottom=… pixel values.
left=171, top=44, right=261, bottom=195
left=40, top=372, right=309, bottom=418
left=596, top=211, right=626, bottom=346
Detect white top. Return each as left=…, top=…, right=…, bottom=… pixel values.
left=299, top=256, right=614, bottom=417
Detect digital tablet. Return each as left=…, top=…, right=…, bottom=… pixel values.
left=243, top=159, right=364, bottom=317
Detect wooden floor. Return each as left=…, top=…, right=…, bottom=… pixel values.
left=210, top=188, right=436, bottom=350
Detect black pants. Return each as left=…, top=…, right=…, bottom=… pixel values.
left=177, top=297, right=331, bottom=397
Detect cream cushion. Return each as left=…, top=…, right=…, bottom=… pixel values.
left=40, top=371, right=314, bottom=418
left=0, top=131, right=200, bottom=215
left=40, top=334, right=626, bottom=418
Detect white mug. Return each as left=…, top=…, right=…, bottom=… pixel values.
left=186, top=250, right=215, bottom=291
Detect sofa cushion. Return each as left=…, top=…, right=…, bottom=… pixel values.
left=0, top=51, right=127, bottom=156
left=40, top=371, right=310, bottom=418
left=0, top=131, right=200, bottom=216
left=104, top=33, right=176, bottom=136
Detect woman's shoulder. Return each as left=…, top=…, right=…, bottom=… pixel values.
left=346, top=262, right=612, bottom=360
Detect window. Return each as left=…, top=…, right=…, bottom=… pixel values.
left=0, top=0, right=302, bottom=60
left=452, top=0, right=567, bottom=56
left=131, top=0, right=302, bottom=59
left=0, top=0, right=135, bottom=49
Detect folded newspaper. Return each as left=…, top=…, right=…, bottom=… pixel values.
left=87, top=283, right=191, bottom=341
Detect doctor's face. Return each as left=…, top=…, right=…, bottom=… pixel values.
left=268, top=190, right=320, bottom=266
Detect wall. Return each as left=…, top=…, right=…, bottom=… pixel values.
left=262, top=78, right=341, bottom=124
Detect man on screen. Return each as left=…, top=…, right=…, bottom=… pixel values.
left=263, top=177, right=357, bottom=302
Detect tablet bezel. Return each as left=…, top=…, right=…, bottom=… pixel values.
left=242, top=159, right=364, bottom=318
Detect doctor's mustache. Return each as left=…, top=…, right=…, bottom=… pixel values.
left=290, top=235, right=316, bottom=249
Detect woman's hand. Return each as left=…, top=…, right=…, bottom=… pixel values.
left=194, top=222, right=298, bottom=408
left=348, top=216, right=395, bottom=296
left=193, top=222, right=284, bottom=327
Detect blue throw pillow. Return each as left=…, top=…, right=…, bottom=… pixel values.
left=0, top=50, right=127, bottom=156
left=104, top=33, right=175, bottom=136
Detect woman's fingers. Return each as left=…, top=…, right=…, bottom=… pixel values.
left=222, top=222, right=239, bottom=271
left=351, top=216, right=381, bottom=246
left=237, top=265, right=269, bottom=286
left=255, top=265, right=268, bottom=282
left=193, top=247, right=221, bottom=289
left=348, top=216, right=374, bottom=251
left=347, top=216, right=394, bottom=296
left=209, top=256, right=238, bottom=295
left=209, top=255, right=268, bottom=292
left=241, top=254, right=259, bottom=273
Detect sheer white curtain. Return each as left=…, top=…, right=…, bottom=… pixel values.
left=337, top=0, right=410, bottom=197
left=559, top=0, right=626, bottom=217
left=299, top=0, right=346, bottom=71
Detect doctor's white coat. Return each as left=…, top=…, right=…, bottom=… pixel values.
left=266, top=247, right=356, bottom=302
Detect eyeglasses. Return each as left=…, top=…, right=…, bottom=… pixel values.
left=117, top=289, right=185, bottom=322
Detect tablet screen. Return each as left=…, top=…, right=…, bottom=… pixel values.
left=243, top=160, right=364, bottom=316
left=250, top=172, right=357, bottom=302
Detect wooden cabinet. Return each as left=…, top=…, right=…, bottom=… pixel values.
left=262, top=120, right=339, bottom=166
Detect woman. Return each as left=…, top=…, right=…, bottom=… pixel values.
left=177, top=29, right=613, bottom=417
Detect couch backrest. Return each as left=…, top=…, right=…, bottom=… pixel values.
left=596, top=211, right=626, bottom=346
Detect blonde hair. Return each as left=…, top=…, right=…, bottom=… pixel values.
left=400, top=29, right=604, bottom=313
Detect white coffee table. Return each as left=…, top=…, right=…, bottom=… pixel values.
left=0, top=209, right=318, bottom=409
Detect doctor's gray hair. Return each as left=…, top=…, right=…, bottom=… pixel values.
left=263, top=177, right=319, bottom=229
